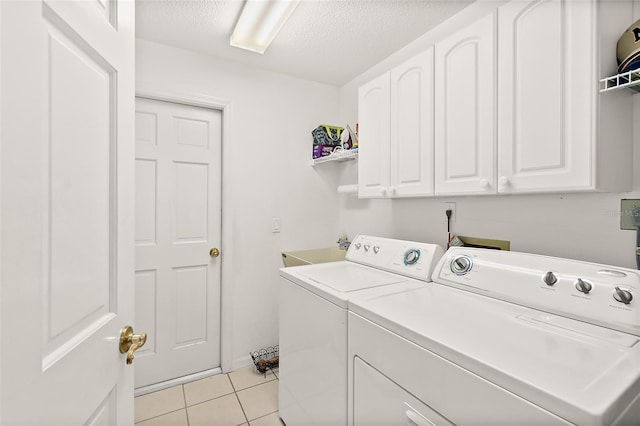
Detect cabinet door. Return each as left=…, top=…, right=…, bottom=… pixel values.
left=434, top=13, right=497, bottom=196
left=390, top=48, right=435, bottom=197
left=497, top=0, right=593, bottom=193
left=358, top=72, right=391, bottom=198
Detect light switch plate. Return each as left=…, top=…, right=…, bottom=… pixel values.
left=271, top=217, right=281, bottom=233
left=620, top=199, right=640, bottom=230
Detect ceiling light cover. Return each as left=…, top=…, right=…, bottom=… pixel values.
left=230, top=0, right=300, bottom=54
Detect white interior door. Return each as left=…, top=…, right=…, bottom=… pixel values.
left=134, top=98, right=222, bottom=389
left=1, top=0, right=136, bottom=424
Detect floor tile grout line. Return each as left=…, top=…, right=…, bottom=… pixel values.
left=228, top=372, right=239, bottom=393
left=236, top=379, right=280, bottom=424
left=135, top=369, right=280, bottom=425
left=181, top=384, right=191, bottom=426
left=248, top=409, right=279, bottom=423
left=233, top=389, right=250, bottom=425
left=134, top=407, right=186, bottom=425
left=184, top=390, right=236, bottom=409
left=220, top=373, right=251, bottom=425
left=233, top=378, right=278, bottom=394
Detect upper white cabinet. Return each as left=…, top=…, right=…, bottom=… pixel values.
left=358, top=72, right=391, bottom=198
left=434, top=13, right=497, bottom=196
left=496, top=0, right=632, bottom=194
left=357, top=0, right=633, bottom=198
left=358, top=48, right=434, bottom=198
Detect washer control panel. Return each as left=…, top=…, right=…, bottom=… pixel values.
left=434, top=247, right=640, bottom=336
left=346, top=235, right=445, bottom=282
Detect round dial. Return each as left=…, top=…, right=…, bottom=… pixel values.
left=574, top=278, right=592, bottom=294
left=542, top=271, right=558, bottom=286
left=403, top=249, right=420, bottom=265
left=450, top=255, right=472, bottom=275
left=613, top=286, right=633, bottom=305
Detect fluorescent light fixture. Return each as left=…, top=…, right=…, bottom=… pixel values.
left=230, top=0, right=300, bottom=54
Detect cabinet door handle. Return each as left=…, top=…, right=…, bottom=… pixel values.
left=404, top=403, right=436, bottom=426
left=479, top=178, right=490, bottom=189
left=498, top=176, right=510, bottom=187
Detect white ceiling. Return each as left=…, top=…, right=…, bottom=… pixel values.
left=135, top=0, right=477, bottom=86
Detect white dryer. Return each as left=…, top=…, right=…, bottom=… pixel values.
left=279, top=235, right=445, bottom=426
left=348, top=247, right=640, bottom=425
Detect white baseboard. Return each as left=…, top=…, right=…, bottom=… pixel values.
left=134, top=356, right=261, bottom=397
left=134, top=367, right=223, bottom=397
left=230, top=355, right=255, bottom=372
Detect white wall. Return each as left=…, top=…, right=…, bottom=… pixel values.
left=136, top=39, right=344, bottom=369
left=337, top=1, right=640, bottom=269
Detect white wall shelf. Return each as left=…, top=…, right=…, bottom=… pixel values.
left=599, top=68, right=640, bottom=93
left=308, top=148, right=358, bottom=166
left=337, top=184, right=358, bottom=195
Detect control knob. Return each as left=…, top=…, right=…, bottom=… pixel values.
left=613, top=286, right=633, bottom=305
left=450, top=255, right=472, bottom=275
left=543, top=272, right=557, bottom=286
left=354, top=243, right=361, bottom=250
left=403, top=249, right=420, bottom=265
left=575, top=278, right=592, bottom=294
left=364, top=244, right=370, bottom=252
left=373, top=246, right=380, bottom=254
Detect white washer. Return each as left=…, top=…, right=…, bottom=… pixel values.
left=348, top=247, right=640, bottom=425
left=279, top=235, right=445, bottom=426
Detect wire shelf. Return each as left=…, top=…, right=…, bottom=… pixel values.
left=309, top=148, right=358, bottom=166
left=599, top=68, right=640, bottom=93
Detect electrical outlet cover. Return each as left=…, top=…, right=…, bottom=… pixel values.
left=620, top=199, right=640, bottom=230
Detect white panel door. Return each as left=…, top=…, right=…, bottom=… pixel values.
left=497, top=0, right=593, bottom=193
left=134, top=98, right=222, bottom=388
left=1, top=0, right=136, bottom=424
left=358, top=72, right=391, bottom=198
left=390, top=48, right=435, bottom=197
left=435, top=12, right=497, bottom=196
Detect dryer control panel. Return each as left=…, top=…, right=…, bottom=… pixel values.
left=433, top=247, right=640, bottom=337
left=346, top=235, right=445, bottom=282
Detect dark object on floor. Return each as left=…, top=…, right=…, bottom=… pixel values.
left=256, top=356, right=280, bottom=374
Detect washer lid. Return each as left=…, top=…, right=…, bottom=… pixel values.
left=349, top=284, right=640, bottom=425
left=297, top=261, right=406, bottom=291
left=280, top=261, right=419, bottom=308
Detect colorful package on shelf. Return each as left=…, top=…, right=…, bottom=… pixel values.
left=312, top=144, right=338, bottom=159
left=311, top=124, right=343, bottom=158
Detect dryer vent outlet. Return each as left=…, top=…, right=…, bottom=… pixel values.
left=621, top=199, right=640, bottom=230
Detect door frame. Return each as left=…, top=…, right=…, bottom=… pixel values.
left=134, top=88, right=232, bottom=393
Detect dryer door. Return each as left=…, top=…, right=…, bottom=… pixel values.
left=354, top=357, right=453, bottom=426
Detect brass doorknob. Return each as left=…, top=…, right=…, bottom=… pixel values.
left=119, top=326, right=147, bottom=365
left=209, top=248, right=220, bottom=258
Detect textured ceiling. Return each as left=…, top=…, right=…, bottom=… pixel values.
left=136, top=0, right=477, bottom=86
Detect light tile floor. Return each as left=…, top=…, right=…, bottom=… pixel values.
left=135, top=366, right=283, bottom=426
